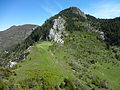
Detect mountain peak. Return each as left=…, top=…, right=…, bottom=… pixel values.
left=60, top=7, right=87, bottom=19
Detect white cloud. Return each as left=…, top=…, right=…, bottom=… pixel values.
left=41, top=0, right=62, bottom=16
left=54, top=1, right=63, bottom=10
left=86, top=2, right=120, bottom=18
left=41, top=6, right=57, bottom=15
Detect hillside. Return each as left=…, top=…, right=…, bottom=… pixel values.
left=0, top=7, right=120, bottom=90
left=0, top=24, right=38, bottom=51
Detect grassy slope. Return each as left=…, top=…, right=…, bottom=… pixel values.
left=4, top=30, right=120, bottom=90
left=51, top=30, right=120, bottom=90
left=9, top=41, right=73, bottom=89
left=91, top=63, right=120, bottom=90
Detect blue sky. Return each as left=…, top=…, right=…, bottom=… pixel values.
left=0, top=0, right=120, bottom=31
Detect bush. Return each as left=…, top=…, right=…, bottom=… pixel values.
left=0, top=79, right=5, bottom=89
left=91, top=76, right=109, bottom=89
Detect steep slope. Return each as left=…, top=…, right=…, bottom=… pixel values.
left=87, top=15, right=120, bottom=46
left=51, top=30, right=120, bottom=90
left=0, top=7, right=120, bottom=90
left=0, top=24, right=38, bottom=51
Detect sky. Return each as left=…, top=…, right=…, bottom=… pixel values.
left=0, top=0, right=120, bottom=31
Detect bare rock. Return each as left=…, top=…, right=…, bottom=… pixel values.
left=49, top=16, right=66, bottom=43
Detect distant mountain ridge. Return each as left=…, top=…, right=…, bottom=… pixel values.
left=0, top=24, right=38, bottom=51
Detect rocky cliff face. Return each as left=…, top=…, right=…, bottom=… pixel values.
left=47, top=7, right=105, bottom=44
left=60, top=7, right=87, bottom=19
left=48, top=16, right=66, bottom=43
left=82, top=24, right=105, bottom=41
left=70, top=7, right=87, bottom=19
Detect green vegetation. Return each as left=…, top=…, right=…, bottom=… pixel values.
left=87, top=15, right=120, bottom=46
left=12, top=41, right=72, bottom=83
left=0, top=41, right=76, bottom=89
left=100, top=17, right=120, bottom=46
left=50, top=29, right=120, bottom=89
left=0, top=7, right=120, bottom=90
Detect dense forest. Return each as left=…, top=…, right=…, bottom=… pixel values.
left=87, top=15, right=120, bottom=46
